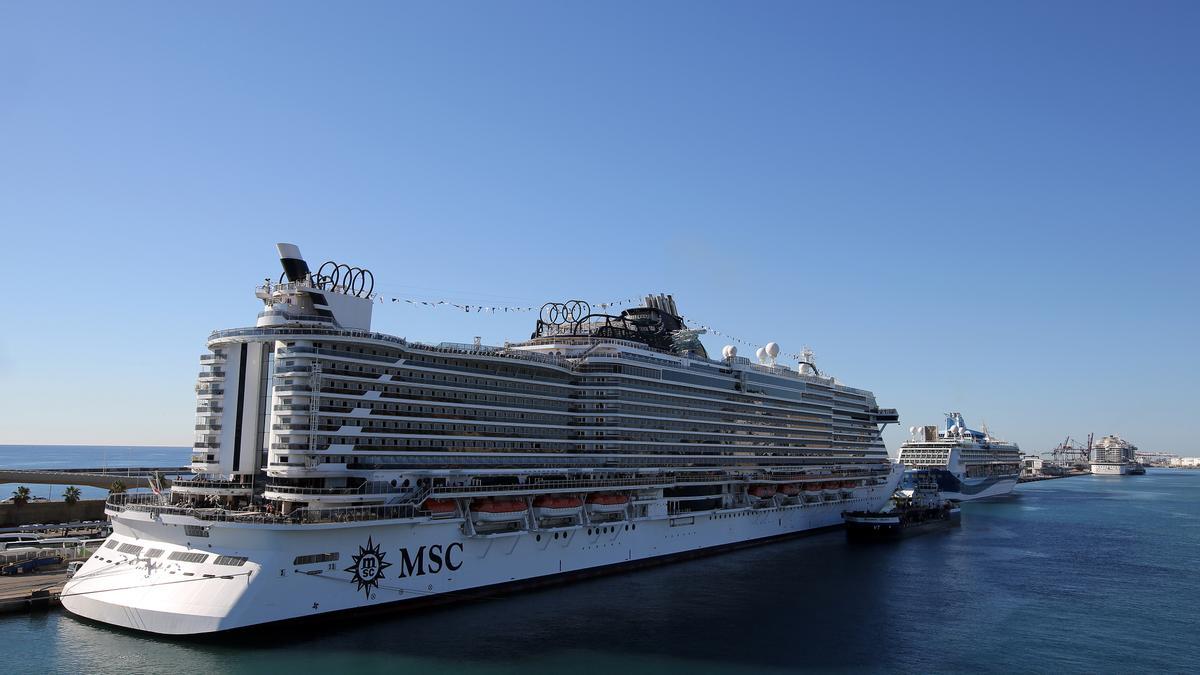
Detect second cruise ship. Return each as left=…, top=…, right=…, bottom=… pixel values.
left=1090, top=435, right=1143, bottom=475
left=62, top=243, right=903, bottom=635
left=897, top=412, right=1021, bottom=501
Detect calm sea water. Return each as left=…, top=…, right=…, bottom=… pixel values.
left=2, top=448, right=1198, bottom=674
left=0, top=445, right=190, bottom=501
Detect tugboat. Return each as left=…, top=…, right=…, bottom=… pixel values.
left=842, top=471, right=960, bottom=540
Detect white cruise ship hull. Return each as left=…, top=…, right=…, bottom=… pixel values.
left=922, top=469, right=1018, bottom=502
left=1090, top=462, right=1132, bottom=476
left=63, top=470, right=900, bottom=635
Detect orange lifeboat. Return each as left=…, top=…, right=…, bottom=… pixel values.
left=470, top=499, right=528, bottom=523
left=533, top=495, right=583, bottom=518
left=586, top=493, right=630, bottom=514
left=748, top=485, right=776, bottom=499
left=779, top=484, right=801, bottom=496
left=422, top=499, right=457, bottom=517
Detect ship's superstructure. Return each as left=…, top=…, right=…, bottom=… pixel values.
left=897, top=413, right=1021, bottom=501
left=63, top=244, right=902, bottom=635
left=1090, top=435, right=1141, bottom=476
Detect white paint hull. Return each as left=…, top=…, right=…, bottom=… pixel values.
left=1090, top=463, right=1133, bottom=475
left=938, top=476, right=1018, bottom=502
left=62, top=469, right=901, bottom=635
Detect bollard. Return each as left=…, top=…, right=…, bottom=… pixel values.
left=28, top=589, right=52, bottom=612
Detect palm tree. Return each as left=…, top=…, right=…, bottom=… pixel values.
left=11, top=486, right=31, bottom=506
left=109, top=480, right=127, bottom=495
left=63, top=486, right=82, bottom=505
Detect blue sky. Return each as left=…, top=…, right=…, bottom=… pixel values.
left=1, top=2, right=1196, bottom=455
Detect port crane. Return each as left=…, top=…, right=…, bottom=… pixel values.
left=1048, top=434, right=1092, bottom=470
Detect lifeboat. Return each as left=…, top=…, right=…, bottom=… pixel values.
left=586, top=493, right=630, bottom=514
left=748, top=485, right=776, bottom=499
left=822, top=484, right=841, bottom=500
left=778, top=484, right=801, bottom=497
left=470, top=499, right=529, bottom=523
left=421, top=499, right=457, bottom=517
left=533, top=495, right=583, bottom=518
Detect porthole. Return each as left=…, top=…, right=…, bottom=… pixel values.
left=536, top=534, right=541, bottom=542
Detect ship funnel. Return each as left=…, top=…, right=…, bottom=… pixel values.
left=276, top=242, right=311, bottom=283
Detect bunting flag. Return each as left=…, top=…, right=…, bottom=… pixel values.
left=369, top=295, right=805, bottom=361
left=681, top=317, right=808, bottom=362
left=372, top=293, right=641, bottom=316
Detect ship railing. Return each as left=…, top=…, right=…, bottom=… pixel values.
left=170, top=479, right=254, bottom=490
left=426, top=473, right=735, bottom=497
left=263, top=483, right=398, bottom=496
left=288, top=503, right=420, bottom=523
left=106, top=492, right=425, bottom=525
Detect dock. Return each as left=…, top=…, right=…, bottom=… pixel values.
left=0, top=570, right=67, bottom=614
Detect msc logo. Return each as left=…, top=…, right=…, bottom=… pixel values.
left=396, top=542, right=464, bottom=578
left=345, top=536, right=391, bottom=598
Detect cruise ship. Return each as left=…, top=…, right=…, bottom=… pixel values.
left=1090, top=435, right=1142, bottom=475
left=897, top=413, right=1021, bottom=501
left=62, top=244, right=903, bottom=635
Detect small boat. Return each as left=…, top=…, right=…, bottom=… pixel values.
left=586, top=493, right=629, bottom=514
left=748, top=485, right=776, bottom=499
left=470, top=499, right=529, bottom=523
left=843, top=473, right=960, bottom=540
left=421, top=499, right=458, bottom=517
left=778, top=484, right=801, bottom=496
left=533, top=495, right=583, bottom=518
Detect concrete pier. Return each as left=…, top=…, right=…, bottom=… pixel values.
left=0, top=570, right=67, bottom=614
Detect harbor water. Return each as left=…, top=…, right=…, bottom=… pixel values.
left=2, top=447, right=1198, bottom=674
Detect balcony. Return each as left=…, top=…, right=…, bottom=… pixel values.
left=199, top=353, right=227, bottom=365
left=195, top=386, right=225, bottom=397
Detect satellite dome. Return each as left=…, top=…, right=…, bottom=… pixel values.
left=909, top=426, right=917, bottom=435
left=722, top=345, right=737, bottom=359
left=755, top=347, right=767, bottom=362
left=765, top=342, right=780, bottom=358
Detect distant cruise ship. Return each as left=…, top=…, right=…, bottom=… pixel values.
left=897, top=413, right=1021, bottom=501
left=62, top=243, right=904, bottom=635
left=1090, top=435, right=1143, bottom=475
